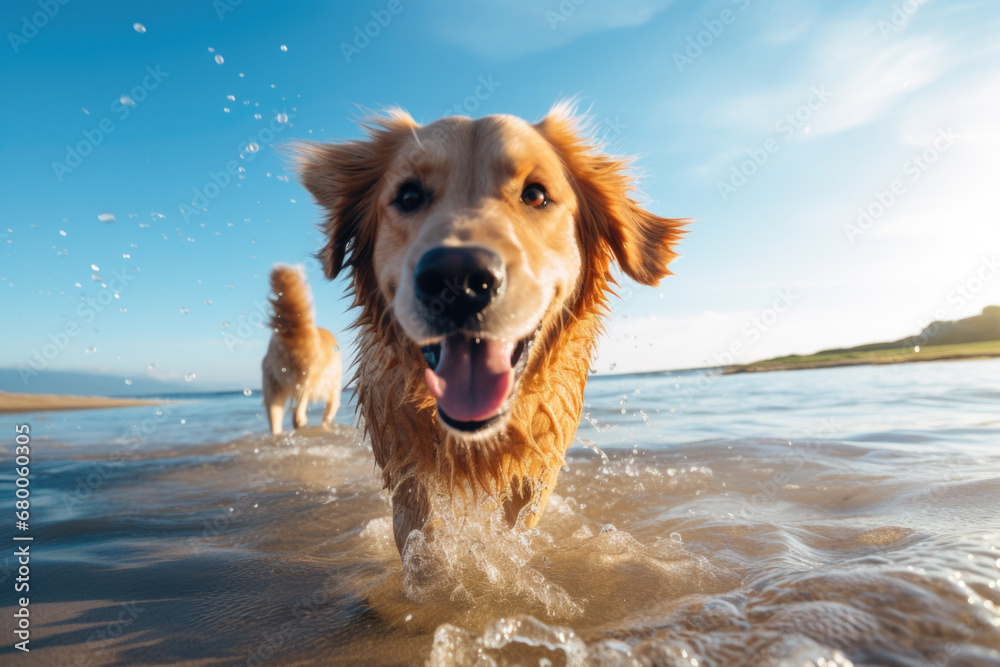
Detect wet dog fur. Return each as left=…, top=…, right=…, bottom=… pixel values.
left=297, top=104, right=684, bottom=555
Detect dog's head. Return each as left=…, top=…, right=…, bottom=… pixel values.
left=298, top=105, right=683, bottom=439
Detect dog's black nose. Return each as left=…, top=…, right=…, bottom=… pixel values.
left=415, top=246, right=504, bottom=326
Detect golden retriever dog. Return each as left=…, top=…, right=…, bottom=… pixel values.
left=297, top=104, right=684, bottom=555
left=261, top=264, right=342, bottom=435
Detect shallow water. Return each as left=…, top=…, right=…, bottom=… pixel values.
left=2, top=359, right=999, bottom=666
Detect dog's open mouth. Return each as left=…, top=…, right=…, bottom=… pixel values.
left=421, top=330, right=537, bottom=433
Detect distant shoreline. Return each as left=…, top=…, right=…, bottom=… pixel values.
left=0, top=392, right=162, bottom=415
left=723, top=340, right=1000, bottom=375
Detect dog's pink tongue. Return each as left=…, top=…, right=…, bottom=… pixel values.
left=425, top=335, right=515, bottom=422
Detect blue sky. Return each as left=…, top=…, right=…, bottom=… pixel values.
left=2, top=0, right=999, bottom=392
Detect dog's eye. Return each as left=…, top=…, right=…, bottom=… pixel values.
left=394, top=182, right=426, bottom=212
left=521, top=184, right=548, bottom=208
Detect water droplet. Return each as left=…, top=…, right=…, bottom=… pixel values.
left=91, top=263, right=100, bottom=271
left=180, top=307, right=189, bottom=314
left=243, top=388, right=252, bottom=396
left=226, top=94, right=235, bottom=101
left=59, top=230, right=67, bottom=236
left=85, top=346, right=97, bottom=354
left=119, top=95, right=135, bottom=107
left=670, top=532, right=682, bottom=542
left=214, top=54, right=224, bottom=65
left=184, top=372, right=196, bottom=382
left=148, top=363, right=156, bottom=370
left=246, top=142, right=259, bottom=153
left=254, top=113, right=262, bottom=120
left=98, top=212, right=115, bottom=223
left=223, top=107, right=230, bottom=113
left=205, top=299, right=213, bottom=306
left=125, top=379, right=132, bottom=385
left=275, top=112, right=288, bottom=123
left=133, top=22, right=146, bottom=33
left=280, top=44, right=288, bottom=52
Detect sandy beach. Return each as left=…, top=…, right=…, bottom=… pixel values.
left=0, top=391, right=161, bottom=414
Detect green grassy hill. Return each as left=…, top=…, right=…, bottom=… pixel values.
left=726, top=306, right=1000, bottom=374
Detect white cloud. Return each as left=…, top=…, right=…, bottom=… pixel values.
left=422, top=0, right=673, bottom=59
left=807, top=34, right=949, bottom=138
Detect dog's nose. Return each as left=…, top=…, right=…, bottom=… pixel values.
left=414, top=246, right=504, bottom=324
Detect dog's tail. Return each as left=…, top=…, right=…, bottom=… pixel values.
left=268, top=264, right=315, bottom=345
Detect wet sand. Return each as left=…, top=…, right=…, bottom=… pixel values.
left=0, top=391, right=161, bottom=414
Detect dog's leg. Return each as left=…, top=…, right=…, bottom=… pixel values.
left=268, top=402, right=286, bottom=435
left=292, top=397, right=308, bottom=429
left=263, top=381, right=285, bottom=435
left=321, top=386, right=340, bottom=428
left=504, top=468, right=560, bottom=529
left=391, top=476, right=430, bottom=557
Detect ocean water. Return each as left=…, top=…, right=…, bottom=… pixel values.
left=2, top=359, right=999, bottom=666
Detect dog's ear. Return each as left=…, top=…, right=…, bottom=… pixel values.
left=296, top=110, right=417, bottom=280
left=536, top=106, right=687, bottom=286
